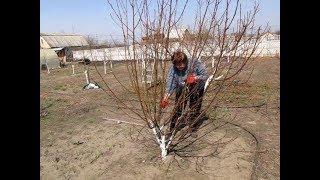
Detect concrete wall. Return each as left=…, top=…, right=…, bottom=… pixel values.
left=72, top=39, right=280, bottom=61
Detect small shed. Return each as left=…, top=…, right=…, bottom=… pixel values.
left=40, top=33, right=89, bottom=48
left=40, top=49, right=60, bottom=70
left=40, top=33, right=89, bottom=63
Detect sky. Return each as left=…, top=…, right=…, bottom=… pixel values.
left=40, top=0, right=279, bottom=42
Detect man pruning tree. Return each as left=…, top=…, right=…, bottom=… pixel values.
left=160, top=50, right=209, bottom=136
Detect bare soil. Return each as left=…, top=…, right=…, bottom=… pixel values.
left=40, top=57, right=279, bottom=179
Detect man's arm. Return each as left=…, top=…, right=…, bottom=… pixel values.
left=160, top=66, right=176, bottom=109
left=195, top=60, right=208, bottom=81
left=165, top=66, right=176, bottom=96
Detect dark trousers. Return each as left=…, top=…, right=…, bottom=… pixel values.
left=170, top=83, right=205, bottom=132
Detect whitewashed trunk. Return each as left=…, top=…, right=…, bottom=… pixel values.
left=211, top=57, right=215, bottom=68
left=151, top=127, right=168, bottom=159
left=141, top=59, right=146, bottom=83
left=72, top=65, right=75, bottom=75
left=46, top=62, right=50, bottom=74
left=160, top=135, right=168, bottom=158
left=110, top=61, right=113, bottom=69
left=84, top=70, right=89, bottom=84
left=104, top=61, right=107, bottom=74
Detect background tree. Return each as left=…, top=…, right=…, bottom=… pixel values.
left=85, top=35, right=100, bottom=46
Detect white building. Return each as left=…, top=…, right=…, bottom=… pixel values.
left=167, top=26, right=189, bottom=39
left=260, top=32, right=280, bottom=41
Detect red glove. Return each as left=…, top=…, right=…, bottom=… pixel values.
left=160, top=98, right=169, bottom=109
left=186, top=74, right=198, bottom=85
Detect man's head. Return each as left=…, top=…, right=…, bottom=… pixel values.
left=171, top=50, right=188, bottom=71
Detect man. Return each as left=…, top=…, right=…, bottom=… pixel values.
left=160, top=50, right=208, bottom=136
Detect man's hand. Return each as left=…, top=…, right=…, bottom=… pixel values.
left=160, top=93, right=170, bottom=109
left=186, top=73, right=198, bottom=85
left=160, top=98, right=169, bottom=109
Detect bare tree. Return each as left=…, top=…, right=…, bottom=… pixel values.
left=91, top=0, right=267, bottom=161
left=101, top=39, right=127, bottom=47
left=85, top=35, right=100, bottom=46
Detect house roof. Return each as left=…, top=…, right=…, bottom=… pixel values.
left=40, top=33, right=89, bottom=48
left=260, top=32, right=279, bottom=39
left=51, top=47, right=63, bottom=51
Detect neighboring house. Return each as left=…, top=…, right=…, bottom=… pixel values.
left=167, top=26, right=190, bottom=41
left=141, top=26, right=190, bottom=43
left=260, top=32, right=280, bottom=41
left=141, top=33, right=165, bottom=44
left=40, top=33, right=89, bottom=63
